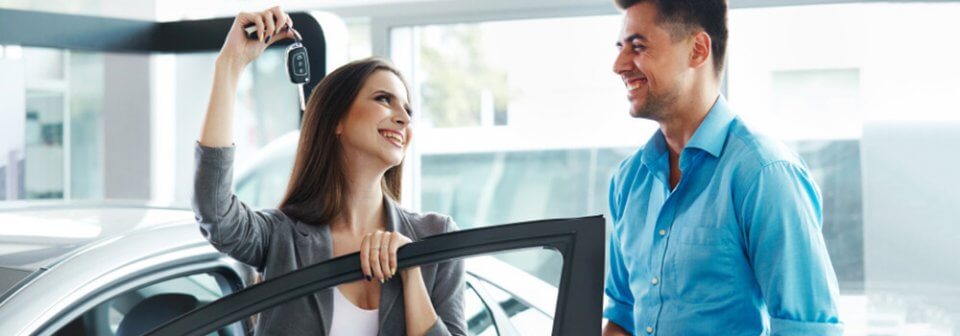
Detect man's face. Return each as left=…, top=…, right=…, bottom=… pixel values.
left=613, top=2, right=692, bottom=120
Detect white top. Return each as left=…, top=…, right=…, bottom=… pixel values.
left=328, top=287, right=380, bottom=336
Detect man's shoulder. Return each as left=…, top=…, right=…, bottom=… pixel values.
left=724, top=119, right=806, bottom=170
left=611, top=146, right=646, bottom=184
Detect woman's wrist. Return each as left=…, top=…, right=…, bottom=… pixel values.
left=400, top=266, right=422, bottom=282
left=215, top=54, right=248, bottom=77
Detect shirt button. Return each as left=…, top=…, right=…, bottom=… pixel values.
left=658, top=229, right=667, bottom=236
left=651, top=277, right=659, bottom=285
left=646, top=326, right=654, bottom=334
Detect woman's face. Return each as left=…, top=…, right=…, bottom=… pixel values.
left=337, top=70, right=412, bottom=169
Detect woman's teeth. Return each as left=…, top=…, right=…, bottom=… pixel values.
left=380, top=131, right=404, bottom=145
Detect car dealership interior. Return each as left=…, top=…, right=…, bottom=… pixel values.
left=1, top=0, right=959, bottom=335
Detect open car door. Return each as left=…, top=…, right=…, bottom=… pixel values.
left=146, top=215, right=605, bottom=336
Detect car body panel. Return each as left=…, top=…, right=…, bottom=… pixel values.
left=0, top=203, right=255, bottom=336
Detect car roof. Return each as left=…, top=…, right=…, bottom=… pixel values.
left=0, top=201, right=195, bottom=271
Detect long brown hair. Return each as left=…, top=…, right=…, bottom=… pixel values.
left=279, top=57, right=409, bottom=225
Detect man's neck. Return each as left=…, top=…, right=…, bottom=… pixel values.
left=658, top=90, right=719, bottom=158
left=658, top=87, right=719, bottom=191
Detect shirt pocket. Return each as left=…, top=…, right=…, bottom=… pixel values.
left=668, top=226, right=736, bottom=304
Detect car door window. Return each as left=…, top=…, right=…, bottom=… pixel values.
left=465, top=283, right=498, bottom=336
left=54, top=271, right=243, bottom=336
left=476, top=279, right=552, bottom=336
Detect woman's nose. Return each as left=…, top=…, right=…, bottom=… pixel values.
left=394, top=109, right=410, bottom=125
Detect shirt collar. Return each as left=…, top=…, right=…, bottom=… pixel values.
left=639, top=95, right=734, bottom=169
left=686, top=95, right=734, bottom=158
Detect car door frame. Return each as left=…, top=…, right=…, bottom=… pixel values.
left=147, top=215, right=605, bottom=336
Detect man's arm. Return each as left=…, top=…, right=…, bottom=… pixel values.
left=739, top=161, right=843, bottom=336
left=603, top=176, right=636, bottom=335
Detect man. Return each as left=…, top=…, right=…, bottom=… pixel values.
left=602, top=1, right=843, bottom=335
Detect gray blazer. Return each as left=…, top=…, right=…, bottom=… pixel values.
left=192, top=144, right=466, bottom=336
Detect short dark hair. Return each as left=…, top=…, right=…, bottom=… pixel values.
left=616, top=0, right=728, bottom=75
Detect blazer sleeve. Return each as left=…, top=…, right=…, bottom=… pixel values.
left=424, top=216, right=467, bottom=336
left=192, top=143, right=281, bottom=270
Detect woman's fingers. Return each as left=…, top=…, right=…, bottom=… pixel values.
left=249, top=15, right=266, bottom=43
left=269, top=7, right=287, bottom=35
left=261, top=12, right=276, bottom=44
left=388, top=232, right=402, bottom=277
left=370, top=231, right=385, bottom=282
left=360, top=233, right=372, bottom=281
left=379, top=232, right=393, bottom=280
left=360, top=231, right=410, bottom=283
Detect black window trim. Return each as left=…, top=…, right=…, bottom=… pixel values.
left=147, top=215, right=605, bottom=336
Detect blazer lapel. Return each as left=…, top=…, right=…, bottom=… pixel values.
left=317, top=224, right=334, bottom=336
left=294, top=221, right=334, bottom=336
left=378, top=197, right=418, bottom=335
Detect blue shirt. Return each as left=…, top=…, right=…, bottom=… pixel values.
left=604, top=96, right=843, bottom=335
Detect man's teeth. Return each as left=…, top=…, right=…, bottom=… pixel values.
left=627, top=80, right=644, bottom=90
left=381, top=131, right=404, bottom=145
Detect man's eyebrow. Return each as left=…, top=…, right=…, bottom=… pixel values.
left=616, top=33, right=647, bottom=47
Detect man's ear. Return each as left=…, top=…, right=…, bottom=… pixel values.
left=690, top=31, right=712, bottom=70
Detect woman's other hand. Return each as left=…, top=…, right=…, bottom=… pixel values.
left=217, top=6, right=296, bottom=71
left=360, top=231, right=413, bottom=283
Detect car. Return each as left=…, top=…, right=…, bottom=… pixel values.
left=0, top=202, right=604, bottom=336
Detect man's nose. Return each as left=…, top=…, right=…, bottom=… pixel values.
left=613, top=49, right=632, bottom=75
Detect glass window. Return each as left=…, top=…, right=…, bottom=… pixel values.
left=0, top=47, right=105, bottom=201
left=54, top=271, right=243, bottom=336
left=475, top=278, right=552, bottom=336
left=464, top=283, right=498, bottom=336
left=390, top=15, right=645, bottom=288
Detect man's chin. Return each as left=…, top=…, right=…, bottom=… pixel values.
left=629, top=106, right=655, bottom=119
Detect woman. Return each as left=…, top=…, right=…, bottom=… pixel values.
left=193, top=7, right=465, bottom=336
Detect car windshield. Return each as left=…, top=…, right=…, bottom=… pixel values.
left=0, top=267, right=35, bottom=299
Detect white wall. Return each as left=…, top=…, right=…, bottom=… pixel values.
left=0, top=57, right=26, bottom=200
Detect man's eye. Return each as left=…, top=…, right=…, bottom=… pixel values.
left=633, top=45, right=646, bottom=52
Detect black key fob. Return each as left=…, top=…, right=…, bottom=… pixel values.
left=286, top=42, right=310, bottom=84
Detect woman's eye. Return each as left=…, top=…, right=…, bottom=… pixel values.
left=376, top=95, right=391, bottom=104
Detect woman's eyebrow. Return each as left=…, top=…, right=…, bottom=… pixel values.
left=372, top=89, right=412, bottom=112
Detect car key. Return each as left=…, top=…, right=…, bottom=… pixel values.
left=243, top=23, right=310, bottom=111
left=285, top=33, right=310, bottom=112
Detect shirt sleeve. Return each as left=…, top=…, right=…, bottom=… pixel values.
left=603, top=175, right=635, bottom=334
left=739, top=161, right=844, bottom=336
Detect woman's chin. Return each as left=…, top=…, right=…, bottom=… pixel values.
left=380, top=153, right=405, bottom=168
